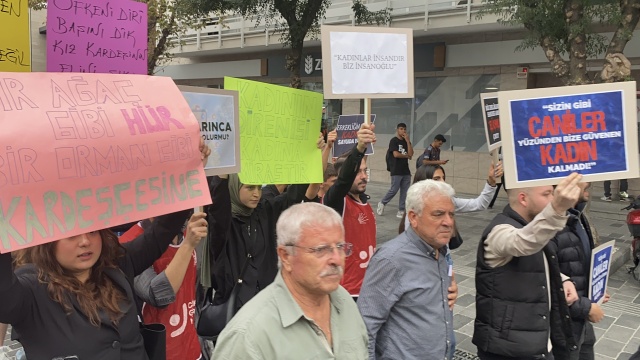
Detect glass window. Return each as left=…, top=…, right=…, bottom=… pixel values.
left=372, top=74, right=501, bottom=152
left=371, top=98, right=412, bottom=136
left=301, top=82, right=341, bottom=133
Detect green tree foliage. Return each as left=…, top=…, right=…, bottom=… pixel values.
left=195, top=0, right=392, bottom=88
left=145, top=0, right=208, bottom=75
left=479, top=0, right=640, bottom=84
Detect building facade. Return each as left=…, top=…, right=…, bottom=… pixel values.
left=26, top=0, right=640, bottom=194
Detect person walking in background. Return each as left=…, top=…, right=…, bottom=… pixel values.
left=601, top=179, right=629, bottom=201
left=378, top=123, right=413, bottom=218
left=417, top=134, right=448, bottom=168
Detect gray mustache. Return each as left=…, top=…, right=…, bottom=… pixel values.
left=320, top=265, right=344, bottom=277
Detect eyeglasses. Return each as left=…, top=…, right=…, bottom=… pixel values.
left=285, top=242, right=353, bottom=258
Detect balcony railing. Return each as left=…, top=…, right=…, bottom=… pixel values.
left=174, top=0, right=485, bottom=52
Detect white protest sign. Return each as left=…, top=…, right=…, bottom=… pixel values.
left=321, top=25, right=414, bottom=99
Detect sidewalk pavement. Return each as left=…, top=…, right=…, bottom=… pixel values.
left=369, top=180, right=640, bottom=360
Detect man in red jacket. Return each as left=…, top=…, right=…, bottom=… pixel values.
left=322, top=123, right=376, bottom=299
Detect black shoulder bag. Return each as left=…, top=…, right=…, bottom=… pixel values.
left=197, top=221, right=255, bottom=341
left=140, top=323, right=166, bottom=360
left=449, top=223, right=464, bottom=250
left=125, top=269, right=167, bottom=360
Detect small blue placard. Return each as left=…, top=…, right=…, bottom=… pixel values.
left=589, top=242, right=614, bottom=304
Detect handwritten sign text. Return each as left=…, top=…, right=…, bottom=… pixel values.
left=0, top=73, right=211, bottom=253
left=46, top=0, right=148, bottom=74
left=0, top=0, right=30, bottom=72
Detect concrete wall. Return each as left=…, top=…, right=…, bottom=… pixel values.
left=30, top=10, right=46, bottom=72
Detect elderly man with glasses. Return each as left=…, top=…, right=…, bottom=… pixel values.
left=212, top=202, right=368, bottom=360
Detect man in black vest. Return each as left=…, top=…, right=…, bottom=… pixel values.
left=548, top=183, right=607, bottom=360
left=473, top=173, right=584, bottom=360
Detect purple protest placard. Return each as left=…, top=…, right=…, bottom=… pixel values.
left=334, top=114, right=376, bottom=157
left=46, top=0, right=148, bottom=74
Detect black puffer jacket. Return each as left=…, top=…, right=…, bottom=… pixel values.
left=208, top=177, right=308, bottom=311
left=547, top=202, right=594, bottom=339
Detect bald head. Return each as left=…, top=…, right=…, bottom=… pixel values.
left=507, top=186, right=554, bottom=222
left=507, top=187, right=529, bottom=206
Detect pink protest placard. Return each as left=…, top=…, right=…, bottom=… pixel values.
left=0, top=72, right=212, bottom=253
left=46, top=0, right=148, bottom=74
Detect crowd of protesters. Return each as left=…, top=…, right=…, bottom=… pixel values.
left=2, top=119, right=637, bottom=360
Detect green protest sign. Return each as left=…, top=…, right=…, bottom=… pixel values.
left=224, top=77, right=323, bottom=185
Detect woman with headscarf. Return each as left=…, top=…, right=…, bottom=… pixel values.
left=207, top=174, right=316, bottom=313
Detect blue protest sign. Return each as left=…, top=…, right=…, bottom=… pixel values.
left=511, top=91, right=625, bottom=181
left=333, top=114, right=376, bottom=157
left=588, top=241, right=614, bottom=305
left=499, top=82, right=638, bottom=187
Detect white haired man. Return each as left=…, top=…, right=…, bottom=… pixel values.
left=358, top=180, right=458, bottom=359
left=212, top=202, right=368, bottom=359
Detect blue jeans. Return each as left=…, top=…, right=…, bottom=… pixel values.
left=381, top=175, right=411, bottom=211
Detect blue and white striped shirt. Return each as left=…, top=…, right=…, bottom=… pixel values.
left=357, top=227, right=453, bottom=360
